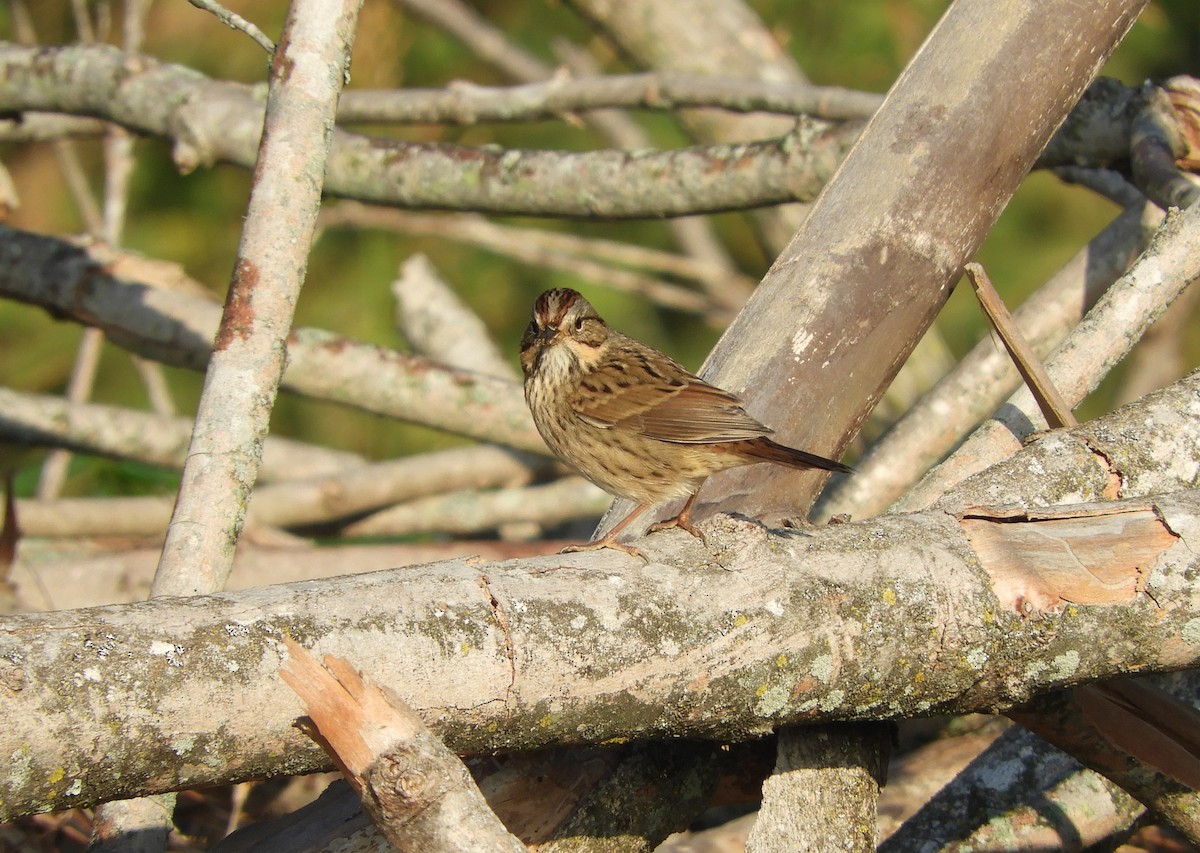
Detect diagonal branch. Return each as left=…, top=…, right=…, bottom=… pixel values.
left=152, top=0, right=363, bottom=597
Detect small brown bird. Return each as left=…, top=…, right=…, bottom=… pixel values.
left=520, top=288, right=850, bottom=557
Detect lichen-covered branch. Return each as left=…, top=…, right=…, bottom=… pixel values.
left=152, top=0, right=362, bottom=596
left=1, top=480, right=1198, bottom=820
left=0, top=43, right=858, bottom=218
left=0, top=315, right=1195, bottom=826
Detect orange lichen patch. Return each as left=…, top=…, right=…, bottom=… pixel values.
left=959, top=503, right=1177, bottom=613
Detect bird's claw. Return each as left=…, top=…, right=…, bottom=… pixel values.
left=561, top=539, right=649, bottom=562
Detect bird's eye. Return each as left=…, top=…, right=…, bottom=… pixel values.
left=574, top=316, right=585, bottom=331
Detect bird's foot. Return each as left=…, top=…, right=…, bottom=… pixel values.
left=648, top=513, right=707, bottom=546
left=561, top=537, right=648, bottom=562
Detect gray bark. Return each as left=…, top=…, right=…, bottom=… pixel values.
left=1, top=477, right=1197, bottom=818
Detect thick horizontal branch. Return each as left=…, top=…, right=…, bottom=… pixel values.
left=3, top=369, right=1197, bottom=817
left=335, top=72, right=883, bottom=124
left=0, top=224, right=545, bottom=453
left=1, top=483, right=1197, bottom=819
left=0, top=43, right=859, bottom=218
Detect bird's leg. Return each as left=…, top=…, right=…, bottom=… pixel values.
left=648, top=492, right=706, bottom=544
left=561, top=503, right=650, bottom=560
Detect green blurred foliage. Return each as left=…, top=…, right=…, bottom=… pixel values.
left=0, top=0, right=1195, bottom=497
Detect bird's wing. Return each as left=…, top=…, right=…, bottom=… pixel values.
left=571, top=351, right=771, bottom=444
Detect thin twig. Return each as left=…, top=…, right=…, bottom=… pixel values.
left=319, top=203, right=730, bottom=315
left=964, top=262, right=1078, bottom=429
left=187, top=0, right=276, bottom=54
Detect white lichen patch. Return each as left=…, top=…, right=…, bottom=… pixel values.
left=764, top=599, right=785, bottom=617
left=6, top=747, right=31, bottom=788
left=659, top=638, right=680, bottom=657
left=818, top=689, right=845, bottom=712
left=570, top=615, right=587, bottom=631
left=966, top=649, right=988, bottom=670
left=1182, top=618, right=1200, bottom=645
left=1024, top=659, right=1048, bottom=680
left=1050, top=650, right=1080, bottom=679
left=754, top=684, right=789, bottom=716
left=810, top=653, right=834, bottom=682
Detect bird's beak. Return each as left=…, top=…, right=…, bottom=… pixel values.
left=539, top=324, right=559, bottom=346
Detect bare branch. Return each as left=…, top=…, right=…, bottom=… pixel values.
left=746, top=725, right=887, bottom=852
left=10, top=539, right=565, bottom=612
left=10, top=447, right=555, bottom=538
left=392, top=255, right=518, bottom=380
left=250, top=447, right=554, bottom=530
left=0, top=387, right=366, bottom=482
left=153, top=0, right=362, bottom=598
left=341, top=477, right=609, bottom=537
left=320, top=203, right=729, bottom=316
left=335, top=74, right=883, bottom=125
left=0, top=225, right=544, bottom=453
left=280, top=641, right=527, bottom=852
left=880, top=724, right=1146, bottom=851
left=391, top=0, right=551, bottom=84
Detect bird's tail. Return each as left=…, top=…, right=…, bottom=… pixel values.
left=747, top=438, right=853, bottom=475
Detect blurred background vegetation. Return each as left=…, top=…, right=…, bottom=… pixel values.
left=0, top=0, right=1196, bottom=499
